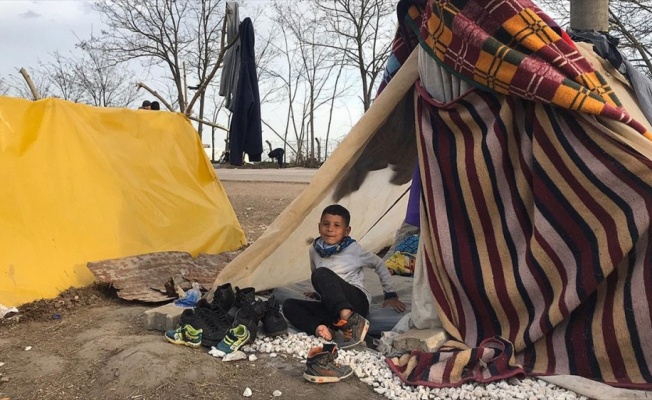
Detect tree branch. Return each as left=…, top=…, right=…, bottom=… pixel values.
left=188, top=115, right=229, bottom=131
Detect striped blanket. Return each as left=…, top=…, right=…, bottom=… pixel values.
left=386, top=0, right=652, bottom=389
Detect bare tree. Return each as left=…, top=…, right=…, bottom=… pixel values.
left=10, top=44, right=139, bottom=107
left=74, top=42, right=140, bottom=107
left=186, top=0, right=224, bottom=137
left=322, top=53, right=348, bottom=160
left=259, top=16, right=308, bottom=164
left=265, top=2, right=355, bottom=165
left=7, top=69, right=53, bottom=100
left=310, top=0, right=395, bottom=111
left=37, top=52, right=86, bottom=103
left=296, top=21, right=339, bottom=164
left=91, top=0, right=223, bottom=113
left=0, top=78, right=10, bottom=96
left=607, top=1, right=652, bottom=75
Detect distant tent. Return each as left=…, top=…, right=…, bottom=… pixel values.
left=0, top=97, right=246, bottom=307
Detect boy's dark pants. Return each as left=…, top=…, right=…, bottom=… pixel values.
left=283, top=268, right=369, bottom=335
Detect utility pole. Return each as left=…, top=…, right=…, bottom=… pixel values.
left=570, top=0, right=609, bottom=32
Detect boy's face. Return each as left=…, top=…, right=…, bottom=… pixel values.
left=318, top=213, right=351, bottom=245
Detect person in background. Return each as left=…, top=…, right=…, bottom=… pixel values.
left=151, top=101, right=160, bottom=110
left=268, top=148, right=284, bottom=168
left=139, top=100, right=151, bottom=110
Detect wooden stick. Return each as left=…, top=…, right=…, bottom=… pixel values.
left=19, top=68, right=41, bottom=100
left=187, top=115, right=229, bottom=132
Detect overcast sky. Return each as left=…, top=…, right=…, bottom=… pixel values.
left=0, top=0, right=362, bottom=155
left=0, top=0, right=561, bottom=158
left=0, top=1, right=104, bottom=79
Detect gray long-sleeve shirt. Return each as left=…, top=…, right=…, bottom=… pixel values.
left=309, top=241, right=395, bottom=304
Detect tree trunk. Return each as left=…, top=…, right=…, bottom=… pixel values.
left=570, top=0, right=608, bottom=32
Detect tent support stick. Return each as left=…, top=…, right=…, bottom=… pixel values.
left=19, top=68, right=41, bottom=100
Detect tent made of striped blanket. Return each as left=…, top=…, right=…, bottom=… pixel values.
left=387, top=0, right=652, bottom=389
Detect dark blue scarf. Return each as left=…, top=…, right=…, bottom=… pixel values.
left=313, top=236, right=356, bottom=258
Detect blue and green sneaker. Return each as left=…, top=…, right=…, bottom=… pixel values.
left=165, top=324, right=203, bottom=348
left=215, top=324, right=250, bottom=355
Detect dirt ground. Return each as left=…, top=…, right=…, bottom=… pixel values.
left=0, top=181, right=385, bottom=400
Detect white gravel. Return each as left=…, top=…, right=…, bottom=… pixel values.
left=241, top=332, right=586, bottom=400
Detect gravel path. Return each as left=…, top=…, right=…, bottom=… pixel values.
left=240, top=333, right=586, bottom=400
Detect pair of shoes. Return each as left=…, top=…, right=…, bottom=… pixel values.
left=232, top=299, right=266, bottom=341
left=261, top=295, right=288, bottom=337
left=333, top=312, right=369, bottom=349
left=179, top=307, right=231, bottom=347
left=232, top=295, right=289, bottom=340
left=197, top=283, right=236, bottom=316
left=165, top=324, right=203, bottom=348
left=212, top=324, right=251, bottom=357
left=303, top=343, right=352, bottom=383
left=196, top=285, right=260, bottom=341
left=227, top=286, right=256, bottom=320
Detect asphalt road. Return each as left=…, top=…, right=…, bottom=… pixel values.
left=214, top=167, right=317, bottom=183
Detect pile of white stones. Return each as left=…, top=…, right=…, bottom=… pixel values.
left=241, top=332, right=587, bottom=400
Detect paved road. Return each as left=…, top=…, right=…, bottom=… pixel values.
left=214, top=167, right=317, bottom=183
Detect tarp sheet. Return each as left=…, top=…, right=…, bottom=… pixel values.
left=0, top=97, right=246, bottom=307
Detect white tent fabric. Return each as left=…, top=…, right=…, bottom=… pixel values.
left=214, top=50, right=420, bottom=291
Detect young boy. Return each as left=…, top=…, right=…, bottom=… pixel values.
left=283, top=204, right=406, bottom=349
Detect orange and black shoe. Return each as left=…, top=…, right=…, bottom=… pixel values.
left=333, top=312, right=369, bottom=349
left=303, top=343, right=353, bottom=383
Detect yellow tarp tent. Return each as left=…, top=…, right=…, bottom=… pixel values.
left=0, top=97, right=246, bottom=307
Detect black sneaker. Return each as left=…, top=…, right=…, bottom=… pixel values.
left=212, top=283, right=235, bottom=312
left=227, top=286, right=255, bottom=320
left=333, top=313, right=369, bottom=349
left=180, top=307, right=231, bottom=347
left=303, top=343, right=353, bottom=383
left=261, top=295, right=288, bottom=337
left=196, top=283, right=234, bottom=312
left=232, top=299, right=265, bottom=341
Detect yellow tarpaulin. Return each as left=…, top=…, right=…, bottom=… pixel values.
left=0, top=96, right=246, bottom=307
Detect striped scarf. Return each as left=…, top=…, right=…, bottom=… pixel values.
left=312, top=237, right=356, bottom=258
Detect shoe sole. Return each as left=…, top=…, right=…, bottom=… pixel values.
left=337, top=319, right=369, bottom=350
left=165, top=336, right=201, bottom=348
left=303, top=370, right=353, bottom=383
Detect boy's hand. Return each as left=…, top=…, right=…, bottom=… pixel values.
left=382, top=297, right=406, bottom=313
left=304, top=291, right=320, bottom=300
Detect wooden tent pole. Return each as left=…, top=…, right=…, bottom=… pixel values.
left=19, top=68, right=41, bottom=100
left=188, top=115, right=229, bottom=132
